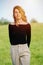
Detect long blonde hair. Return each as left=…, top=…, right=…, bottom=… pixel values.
left=13, top=5, right=27, bottom=23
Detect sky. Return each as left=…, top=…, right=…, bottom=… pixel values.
left=0, top=0, right=43, bottom=23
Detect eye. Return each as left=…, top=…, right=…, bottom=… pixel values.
left=15, top=11, right=18, bottom=13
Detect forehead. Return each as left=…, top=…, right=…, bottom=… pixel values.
left=14, top=9, right=19, bottom=12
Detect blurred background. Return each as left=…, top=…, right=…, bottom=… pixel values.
left=0, top=0, right=43, bottom=23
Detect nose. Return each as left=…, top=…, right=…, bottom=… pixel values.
left=17, top=13, right=19, bottom=16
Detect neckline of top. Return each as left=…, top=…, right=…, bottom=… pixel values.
left=9, top=23, right=29, bottom=26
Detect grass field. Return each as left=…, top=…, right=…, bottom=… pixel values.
left=0, top=23, right=43, bottom=65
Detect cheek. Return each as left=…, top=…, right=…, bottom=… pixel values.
left=14, top=13, right=17, bottom=17
left=19, top=13, right=21, bottom=18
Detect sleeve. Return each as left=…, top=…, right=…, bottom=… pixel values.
left=8, top=24, right=13, bottom=44
left=26, top=24, right=31, bottom=47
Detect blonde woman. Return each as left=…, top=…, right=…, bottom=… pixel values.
left=8, top=5, right=31, bottom=65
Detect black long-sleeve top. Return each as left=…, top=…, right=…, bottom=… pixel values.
left=8, top=23, right=31, bottom=47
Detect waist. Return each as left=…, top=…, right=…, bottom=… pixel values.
left=10, top=41, right=27, bottom=45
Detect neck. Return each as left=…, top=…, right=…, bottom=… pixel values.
left=15, top=19, right=24, bottom=24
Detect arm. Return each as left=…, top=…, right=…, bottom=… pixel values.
left=26, top=23, right=31, bottom=47
left=8, top=24, right=14, bottom=43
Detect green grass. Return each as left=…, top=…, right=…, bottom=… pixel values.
left=30, top=23, right=43, bottom=65
left=0, top=25, right=12, bottom=65
left=0, top=23, right=43, bottom=65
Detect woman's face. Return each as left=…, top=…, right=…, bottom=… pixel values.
left=14, top=9, right=22, bottom=20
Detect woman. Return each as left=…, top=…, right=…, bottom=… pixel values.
left=8, top=5, right=31, bottom=65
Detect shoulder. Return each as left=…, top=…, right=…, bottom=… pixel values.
left=27, top=22, right=31, bottom=26
left=8, top=22, right=15, bottom=28
left=26, top=22, right=31, bottom=30
left=8, top=22, right=15, bottom=29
